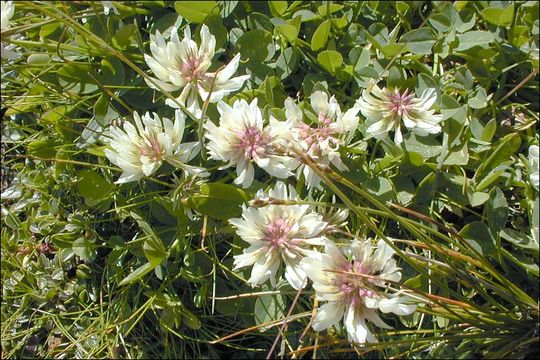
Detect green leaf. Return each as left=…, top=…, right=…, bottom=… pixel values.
left=475, top=133, right=521, bottom=182
left=264, top=77, right=275, bottom=107
left=429, top=14, right=451, bottom=33
left=317, top=50, right=343, bottom=75
left=317, top=3, right=343, bottom=17
left=205, top=15, right=228, bottom=49
left=131, top=212, right=166, bottom=265
left=311, top=19, right=331, bottom=51
left=269, top=1, right=288, bottom=17
left=500, top=228, right=538, bottom=254
left=393, top=174, right=415, bottom=206
left=100, top=57, right=125, bottom=86
left=28, top=139, right=58, bottom=159
left=403, top=133, right=442, bottom=159
left=276, top=24, right=298, bottom=44
left=349, top=46, right=371, bottom=73
left=365, top=177, right=393, bottom=202
left=387, top=66, right=402, bottom=88
left=415, top=73, right=438, bottom=98
left=248, top=12, right=273, bottom=32
left=443, top=143, right=469, bottom=166
left=414, top=172, right=436, bottom=205
left=220, top=0, right=238, bottom=18
left=481, top=4, right=514, bottom=27
left=467, top=87, right=490, bottom=109
left=77, top=170, right=114, bottom=204
left=181, top=306, right=201, bottom=330
left=508, top=25, right=529, bottom=47
left=441, top=94, right=466, bottom=121
left=27, top=53, right=50, bottom=65
left=486, top=187, right=508, bottom=235
left=459, top=222, right=496, bottom=256
left=293, top=9, right=320, bottom=22
left=118, top=262, right=155, bottom=286
left=184, top=183, right=249, bottom=220
left=39, top=22, right=62, bottom=40
left=151, top=12, right=182, bottom=35
left=501, top=248, right=539, bottom=277
left=40, top=105, right=69, bottom=124
left=237, top=29, right=273, bottom=62
left=112, top=24, right=138, bottom=50
left=73, top=237, right=96, bottom=261
left=174, top=1, right=219, bottom=23
left=400, top=27, right=436, bottom=54
left=532, top=198, right=539, bottom=247
left=331, top=14, right=348, bottom=29
left=254, top=292, right=285, bottom=327
left=58, top=63, right=99, bottom=94
left=467, top=59, right=491, bottom=80
left=455, top=9, right=477, bottom=33
left=475, top=166, right=508, bottom=192
left=481, top=119, right=496, bottom=143
left=456, top=31, right=494, bottom=51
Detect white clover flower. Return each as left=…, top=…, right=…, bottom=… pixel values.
left=1, top=1, right=14, bottom=29
left=358, top=84, right=443, bottom=144
left=285, top=91, right=360, bottom=188
left=205, top=98, right=297, bottom=188
left=229, top=182, right=329, bottom=289
left=144, top=24, right=249, bottom=117
left=1, top=1, right=19, bottom=61
left=104, top=110, right=202, bottom=184
left=101, top=1, right=120, bottom=15
left=529, top=145, right=539, bottom=190
left=301, top=239, right=416, bottom=344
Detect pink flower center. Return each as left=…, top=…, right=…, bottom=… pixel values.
left=236, top=126, right=270, bottom=160
left=140, top=134, right=163, bottom=162
left=337, top=261, right=374, bottom=307
left=297, top=113, right=338, bottom=154
left=388, top=89, right=414, bottom=117
left=264, top=218, right=292, bottom=249
left=180, top=55, right=203, bottom=83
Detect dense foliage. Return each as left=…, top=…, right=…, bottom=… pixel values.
left=1, top=1, right=539, bottom=358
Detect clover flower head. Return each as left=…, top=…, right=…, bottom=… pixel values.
left=301, top=239, right=416, bottom=344
left=1, top=1, right=19, bottom=61
left=285, top=91, right=360, bottom=188
left=104, top=110, right=202, bottom=183
left=358, top=84, right=443, bottom=144
left=144, top=24, right=249, bottom=117
left=229, top=182, right=328, bottom=289
left=205, top=98, right=297, bottom=188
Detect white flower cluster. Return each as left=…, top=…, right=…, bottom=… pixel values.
left=358, top=84, right=443, bottom=144
left=96, top=25, right=426, bottom=344
left=229, top=182, right=416, bottom=344
left=99, top=24, right=443, bottom=186
left=144, top=24, right=249, bottom=118
left=104, top=110, right=202, bottom=183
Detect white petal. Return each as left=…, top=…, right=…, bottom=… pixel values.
left=283, top=258, right=308, bottom=290
left=363, top=308, right=392, bottom=329
left=234, top=161, right=255, bottom=188
left=344, top=306, right=369, bottom=344
left=313, top=302, right=345, bottom=331
left=249, top=255, right=274, bottom=287
left=216, top=53, right=241, bottom=82
left=378, top=296, right=417, bottom=315
left=310, top=91, right=328, bottom=116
